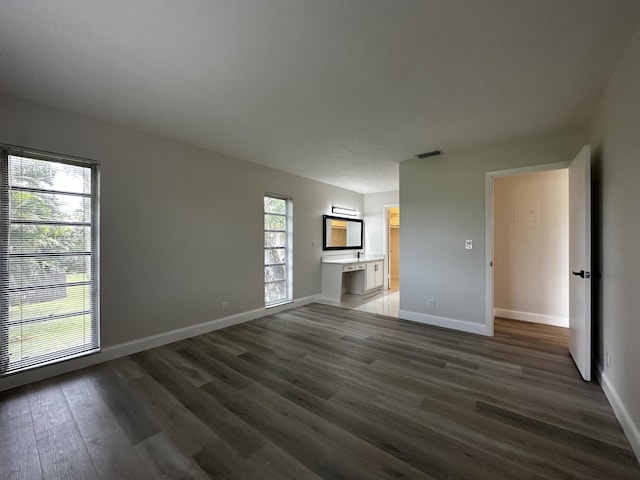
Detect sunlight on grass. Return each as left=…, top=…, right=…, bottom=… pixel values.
left=8, top=273, right=95, bottom=363
left=9, top=315, right=92, bottom=361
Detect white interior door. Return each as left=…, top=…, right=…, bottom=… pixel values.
left=569, top=145, right=592, bottom=381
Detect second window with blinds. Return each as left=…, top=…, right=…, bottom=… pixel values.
left=264, top=195, right=292, bottom=307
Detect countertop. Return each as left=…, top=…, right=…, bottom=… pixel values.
left=321, top=256, right=384, bottom=264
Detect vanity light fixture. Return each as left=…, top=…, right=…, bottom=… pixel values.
left=332, top=206, right=359, bottom=217
left=415, top=150, right=442, bottom=159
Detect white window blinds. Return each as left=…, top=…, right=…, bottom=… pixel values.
left=264, top=195, right=292, bottom=307
left=1, top=147, right=99, bottom=375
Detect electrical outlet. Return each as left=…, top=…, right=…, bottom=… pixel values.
left=427, top=298, right=435, bottom=308
left=605, top=351, right=611, bottom=368
left=312, top=240, right=318, bottom=247
left=465, top=239, right=473, bottom=250
left=222, top=301, right=229, bottom=312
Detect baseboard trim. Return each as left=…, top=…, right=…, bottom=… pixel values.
left=493, top=308, right=568, bottom=327
left=595, top=364, right=640, bottom=462
left=398, top=310, right=491, bottom=336
left=0, top=294, right=321, bottom=392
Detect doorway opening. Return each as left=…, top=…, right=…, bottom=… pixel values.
left=387, top=206, right=400, bottom=292
left=485, top=162, right=569, bottom=337
left=487, top=148, right=592, bottom=381
left=330, top=204, right=400, bottom=318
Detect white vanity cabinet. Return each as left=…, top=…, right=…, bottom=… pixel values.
left=365, top=261, right=384, bottom=291
left=321, top=257, right=385, bottom=303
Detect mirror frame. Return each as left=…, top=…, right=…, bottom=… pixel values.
left=322, top=214, right=364, bottom=251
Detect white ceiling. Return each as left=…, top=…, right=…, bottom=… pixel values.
left=1, top=1, right=639, bottom=193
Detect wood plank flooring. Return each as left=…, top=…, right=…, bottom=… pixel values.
left=1, top=304, right=638, bottom=479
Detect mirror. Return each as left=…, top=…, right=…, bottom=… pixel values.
left=323, top=215, right=364, bottom=250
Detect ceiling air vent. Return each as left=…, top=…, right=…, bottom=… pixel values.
left=415, top=150, right=442, bottom=159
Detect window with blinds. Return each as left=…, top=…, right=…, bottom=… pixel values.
left=0, top=147, right=99, bottom=375
left=264, top=194, right=292, bottom=307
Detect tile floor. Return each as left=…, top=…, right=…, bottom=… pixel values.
left=321, top=281, right=400, bottom=317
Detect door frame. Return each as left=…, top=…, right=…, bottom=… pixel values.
left=485, top=161, right=569, bottom=336
left=383, top=203, right=399, bottom=290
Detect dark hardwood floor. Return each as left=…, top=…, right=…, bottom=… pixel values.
left=1, top=304, right=638, bottom=479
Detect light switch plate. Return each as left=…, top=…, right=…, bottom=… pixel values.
left=465, top=239, right=473, bottom=250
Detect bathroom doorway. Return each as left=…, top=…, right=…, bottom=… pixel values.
left=338, top=204, right=400, bottom=318
left=387, top=206, right=400, bottom=292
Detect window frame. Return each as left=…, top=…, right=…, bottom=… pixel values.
left=0, top=144, right=100, bottom=375
left=264, top=193, right=292, bottom=308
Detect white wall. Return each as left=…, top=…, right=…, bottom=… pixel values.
left=399, top=131, right=586, bottom=334
left=493, top=170, right=569, bottom=326
left=0, top=93, right=363, bottom=389
left=589, top=23, right=640, bottom=459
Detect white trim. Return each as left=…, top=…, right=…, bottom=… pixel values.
left=485, top=161, right=570, bottom=337
left=493, top=308, right=568, bottom=327
left=0, top=294, right=321, bottom=392
left=486, top=161, right=570, bottom=179
left=383, top=202, right=399, bottom=291
left=485, top=172, right=495, bottom=336
left=595, top=365, right=640, bottom=462
left=398, top=310, right=491, bottom=336
left=264, top=194, right=294, bottom=306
